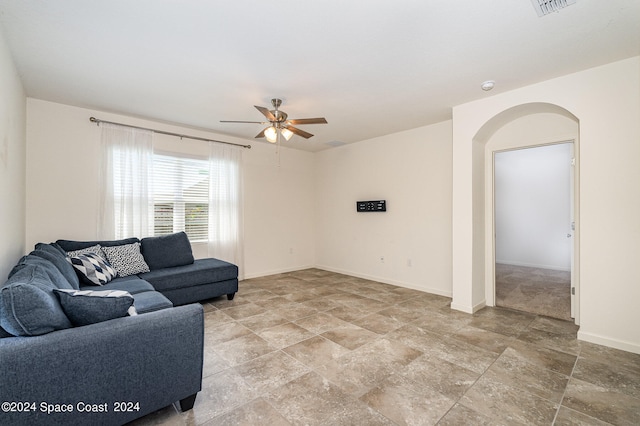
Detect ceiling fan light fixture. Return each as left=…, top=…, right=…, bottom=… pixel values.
left=281, top=128, right=294, bottom=141
left=264, top=126, right=277, bottom=143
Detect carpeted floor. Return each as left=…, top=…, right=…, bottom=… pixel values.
left=495, top=263, right=572, bottom=321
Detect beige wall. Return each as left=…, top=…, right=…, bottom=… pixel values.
left=452, top=57, right=640, bottom=353
left=13, top=54, right=640, bottom=355
left=315, top=122, right=453, bottom=296
left=25, top=99, right=316, bottom=279
left=0, top=29, right=26, bottom=279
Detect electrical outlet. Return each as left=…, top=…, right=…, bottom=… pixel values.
left=380, top=256, right=385, bottom=263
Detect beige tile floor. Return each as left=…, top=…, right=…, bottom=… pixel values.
left=129, top=269, right=640, bottom=426
left=495, top=263, right=571, bottom=321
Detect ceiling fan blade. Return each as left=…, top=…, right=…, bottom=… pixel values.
left=255, top=105, right=276, bottom=121
left=255, top=128, right=267, bottom=139
left=284, top=125, right=314, bottom=139
left=220, top=120, right=266, bottom=124
left=286, top=118, right=328, bottom=125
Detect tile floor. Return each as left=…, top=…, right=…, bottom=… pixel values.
left=495, top=263, right=571, bottom=321
left=130, top=269, right=640, bottom=426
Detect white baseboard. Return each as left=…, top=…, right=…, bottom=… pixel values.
left=496, top=259, right=570, bottom=272
left=242, top=264, right=316, bottom=280
left=310, top=264, right=453, bottom=298
left=450, top=300, right=486, bottom=314
left=577, top=330, right=640, bottom=355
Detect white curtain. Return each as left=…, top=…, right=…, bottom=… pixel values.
left=98, top=123, right=154, bottom=240
left=208, top=143, right=244, bottom=279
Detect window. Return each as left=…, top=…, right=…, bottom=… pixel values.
left=152, top=153, right=209, bottom=242
left=100, top=123, right=243, bottom=277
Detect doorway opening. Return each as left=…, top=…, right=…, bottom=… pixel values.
left=494, top=142, right=574, bottom=321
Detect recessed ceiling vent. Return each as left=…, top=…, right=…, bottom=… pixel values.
left=531, top=0, right=576, bottom=17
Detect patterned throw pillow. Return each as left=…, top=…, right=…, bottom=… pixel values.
left=102, top=242, right=150, bottom=277
left=54, top=289, right=137, bottom=326
left=66, top=244, right=107, bottom=260
left=66, top=252, right=117, bottom=285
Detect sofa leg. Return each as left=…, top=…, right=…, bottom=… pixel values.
left=178, top=393, right=197, bottom=412
left=227, top=293, right=235, bottom=300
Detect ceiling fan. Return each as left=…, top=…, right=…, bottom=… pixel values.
left=221, top=98, right=327, bottom=143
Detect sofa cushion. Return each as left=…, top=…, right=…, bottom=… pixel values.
left=141, top=232, right=195, bottom=270
left=102, top=242, right=150, bottom=276
left=33, top=243, right=80, bottom=289
left=9, top=255, right=75, bottom=290
left=138, top=258, right=238, bottom=292
left=130, top=290, right=173, bottom=314
left=55, top=237, right=140, bottom=252
left=67, top=252, right=117, bottom=286
left=83, top=276, right=155, bottom=295
left=0, top=265, right=72, bottom=336
left=54, top=288, right=136, bottom=326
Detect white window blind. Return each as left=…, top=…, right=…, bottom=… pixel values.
left=152, top=153, right=209, bottom=242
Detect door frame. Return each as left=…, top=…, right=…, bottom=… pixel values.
left=487, top=139, right=580, bottom=324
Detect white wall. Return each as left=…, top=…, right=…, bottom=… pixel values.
left=16, top=54, right=640, bottom=355
left=315, top=121, right=453, bottom=296
left=494, top=143, right=572, bottom=271
left=243, top=144, right=316, bottom=278
left=0, top=28, right=26, bottom=280
left=25, top=99, right=316, bottom=279
left=452, top=56, right=640, bottom=353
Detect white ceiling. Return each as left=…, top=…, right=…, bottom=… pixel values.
left=1, top=1, right=639, bottom=151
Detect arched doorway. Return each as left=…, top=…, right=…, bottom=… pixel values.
left=479, top=103, right=579, bottom=322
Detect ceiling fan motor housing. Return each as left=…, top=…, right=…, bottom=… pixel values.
left=272, top=110, right=288, bottom=123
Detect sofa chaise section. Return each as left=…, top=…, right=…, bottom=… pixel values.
left=139, top=258, right=238, bottom=305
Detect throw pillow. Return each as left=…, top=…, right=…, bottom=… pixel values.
left=141, top=231, right=195, bottom=270
left=102, top=242, right=150, bottom=277
left=66, top=244, right=107, bottom=260
left=66, top=252, right=117, bottom=286
left=53, top=289, right=137, bottom=326
left=56, top=237, right=140, bottom=252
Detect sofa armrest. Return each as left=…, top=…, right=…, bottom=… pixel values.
left=0, top=304, right=204, bottom=426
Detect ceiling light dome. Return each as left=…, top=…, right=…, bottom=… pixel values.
left=481, top=80, right=495, bottom=91
left=280, top=128, right=293, bottom=141
left=264, top=126, right=277, bottom=143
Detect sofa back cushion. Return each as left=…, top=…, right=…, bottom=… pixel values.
left=0, top=265, right=72, bottom=336
left=141, top=232, right=195, bottom=270
left=55, top=237, right=140, bottom=252
left=33, top=243, right=81, bottom=289
left=9, top=255, right=75, bottom=290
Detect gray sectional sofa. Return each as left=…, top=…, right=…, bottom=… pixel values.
left=56, top=233, right=239, bottom=305
left=0, top=232, right=239, bottom=425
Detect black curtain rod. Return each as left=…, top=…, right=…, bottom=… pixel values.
left=89, top=117, right=251, bottom=149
